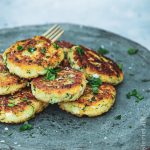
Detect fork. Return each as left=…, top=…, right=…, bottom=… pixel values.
left=42, top=24, right=64, bottom=42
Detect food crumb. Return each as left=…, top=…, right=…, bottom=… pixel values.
left=128, top=66, right=132, bottom=70
left=14, top=142, right=18, bottom=145
left=4, top=127, right=9, bottom=131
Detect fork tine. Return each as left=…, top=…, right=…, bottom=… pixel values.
left=46, top=28, right=63, bottom=39
left=42, top=24, right=58, bottom=37
left=45, top=26, right=61, bottom=39
left=51, top=30, right=64, bottom=42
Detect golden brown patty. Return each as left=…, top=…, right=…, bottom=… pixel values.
left=0, top=88, right=48, bottom=123
left=0, top=55, right=27, bottom=95
left=67, top=45, right=124, bottom=85
left=59, top=84, right=116, bottom=117
left=3, top=36, right=64, bottom=78
left=31, top=67, right=87, bottom=104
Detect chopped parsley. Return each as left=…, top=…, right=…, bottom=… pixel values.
left=126, top=89, right=144, bottom=103
left=52, top=43, right=60, bottom=49
left=27, top=70, right=31, bottom=74
left=22, top=97, right=28, bottom=101
left=8, top=103, right=15, bottom=107
left=117, top=63, right=123, bottom=70
left=89, top=96, right=96, bottom=102
left=20, top=122, right=33, bottom=132
left=40, top=47, right=46, bottom=54
left=128, top=125, right=132, bottom=128
left=44, top=67, right=61, bottom=81
left=28, top=47, right=36, bottom=53
left=128, top=48, right=138, bottom=55
left=98, top=47, right=109, bottom=55
left=17, top=45, right=24, bottom=51
left=88, top=76, right=102, bottom=94
left=76, top=46, right=84, bottom=56
left=114, top=115, right=121, bottom=120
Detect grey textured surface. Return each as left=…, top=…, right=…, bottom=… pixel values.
left=0, top=24, right=150, bottom=150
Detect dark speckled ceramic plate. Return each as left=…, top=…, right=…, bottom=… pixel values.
left=0, top=24, right=150, bottom=150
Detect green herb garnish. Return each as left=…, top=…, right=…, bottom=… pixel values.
left=22, top=97, right=28, bottom=101
left=76, top=46, right=84, bottom=56
left=98, top=47, right=109, bottom=55
left=128, top=125, right=132, bottom=128
left=117, top=63, right=123, bottom=70
left=89, top=96, right=96, bottom=102
left=45, top=68, right=61, bottom=81
left=52, top=43, right=60, bottom=49
left=28, top=47, right=36, bottom=53
left=40, top=47, right=46, bottom=54
left=114, top=115, right=121, bottom=120
left=8, top=103, right=15, bottom=107
left=20, top=122, right=33, bottom=132
left=128, top=48, right=138, bottom=55
left=17, top=45, right=24, bottom=51
left=126, top=89, right=144, bottom=102
left=88, top=76, right=102, bottom=94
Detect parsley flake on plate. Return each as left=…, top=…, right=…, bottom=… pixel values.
left=20, top=122, right=33, bottom=132
left=98, top=47, right=109, bottom=55
left=126, top=89, right=144, bottom=103
left=114, top=115, right=121, bottom=120
left=128, top=48, right=138, bottom=55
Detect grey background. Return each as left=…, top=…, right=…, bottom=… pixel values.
left=0, top=0, right=150, bottom=50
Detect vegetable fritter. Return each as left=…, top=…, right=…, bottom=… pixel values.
left=68, top=45, right=124, bottom=85
left=0, top=88, right=48, bottom=123
left=3, top=36, right=64, bottom=79
left=0, top=55, right=27, bottom=95
left=31, top=67, right=87, bottom=104
left=59, top=84, right=116, bottom=117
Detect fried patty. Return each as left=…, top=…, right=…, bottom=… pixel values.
left=0, top=88, right=48, bottom=123
left=0, top=55, right=27, bottom=95
left=31, top=67, right=87, bottom=104
left=59, top=83, right=116, bottom=117
left=3, top=36, right=64, bottom=79
left=67, top=45, right=123, bottom=85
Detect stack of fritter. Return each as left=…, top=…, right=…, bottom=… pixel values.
left=0, top=36, right=123, bottom=123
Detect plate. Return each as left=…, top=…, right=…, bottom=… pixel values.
left=0, top=23, right=150, bottom=150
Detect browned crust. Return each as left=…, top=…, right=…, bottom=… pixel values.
left=74, top=46, right=122, bottom=77
left=5, top=36, right=63, bottom=68
left=56, top=40, right=74, bottom=49
left=0, top=55, right=27, bottom=86
left=32, top=67, right=85, bottom=93
left=0, top=55, right=7, bottom=72
left=76, top=84, right=116, bottom=106
left=0, top=88, right=37, bottom=113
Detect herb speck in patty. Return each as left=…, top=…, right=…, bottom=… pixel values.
left=88, top=76, right=102, bottom=94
